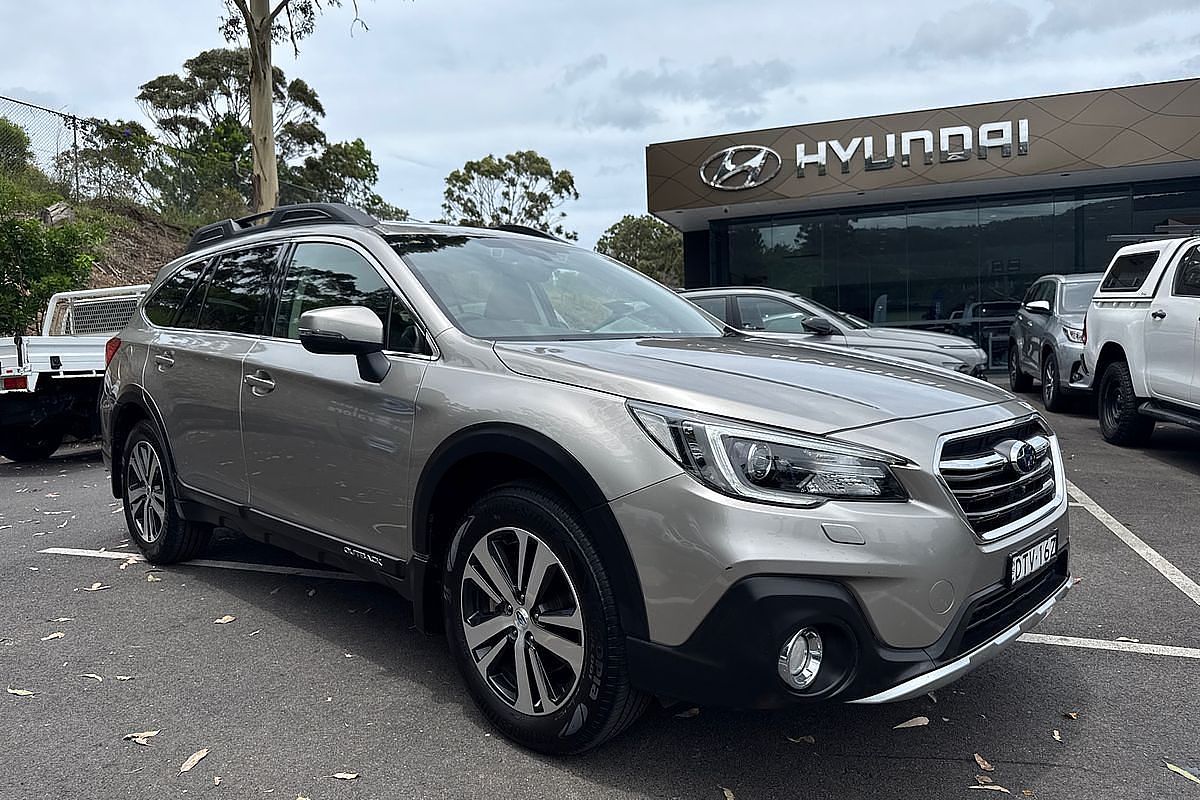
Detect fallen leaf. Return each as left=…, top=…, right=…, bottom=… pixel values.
left=146, top=574, right=162, bottom=582
left=248, top=629, right=261, bottom=637
left=1063, top=711, right=1078, bottom=720
left=82, top=582, right=110, bottom=592
left=80, top=673, right=103, bottom=682
left=968, top=786, right=1011, bottom=794
left=977, top=775, right=994, bottom=784
left=6, top=686, right=35, bottom=697
left=1115, top=636, right=1140, bottom=643
left=1052, top=729, right=1062, bottom=742
left=297, top=796, right=311, bottom=800
left=787, top=735, right=816, bottom=744
left=179, top=748, right=208, bottom=773
left=40, top=631, right=64, bottom=641
left=1165, top=762, right=1200, bottom=786
left=49, top=617, right=73, bottom=623
left=927, top=691, right=938, bottom=704
left=214, top=777, right=222, bottom=786
left=123, top=730, right=160, bottom=746
left=331, top=772, right=358, bottom=781
left=1022, top=792, right=1035, bottom=797
left=27, top=566, right=38, bottom=571
left=307, top=589, right=316, bottom=597
left=975, top=753, right=995, bottom=771
left=674, top=707, right=700, bottom=719
left=893, top=716, right=930, bottom=729
left=113, top=675, right=134, bottom=681
left=721, top=789, right=735, bottom=800
left=214, top=615, right=236, bottom=625
left=118, top=557, right=139, bottom=570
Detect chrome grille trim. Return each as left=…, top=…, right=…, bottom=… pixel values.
left=936, top=415, right=1064, bottom=540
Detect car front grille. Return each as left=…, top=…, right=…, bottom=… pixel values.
left=952, top=549, right=1069, bottom=657
left=938, top=417, right=1058, bottom=537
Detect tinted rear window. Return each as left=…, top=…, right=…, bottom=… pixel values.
left=143, top=260, right=206, bottom=327
left=195, top=246, right=282, bottom=334
left=1100, top=252, right=1158, bottom=291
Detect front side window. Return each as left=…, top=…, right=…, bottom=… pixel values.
left=1100, top=251, right=1159, bottom=292
left=274, top=242, right=424, bottom=353
left=143, top=259, right=207, bottom=327
left=195, top=245, right=282, bottom=334
left=1173, top=246, right=1200, bottom=298
left=737, top=296, right=814, bottom=332
left=390, top=235, right=721, bottom=340
left=692, top=296, right=729, bottom=322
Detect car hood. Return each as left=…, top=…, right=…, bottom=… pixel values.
left=851, top=326, right=980, bottom=350
left=493, top=336, right=1012, bottom=435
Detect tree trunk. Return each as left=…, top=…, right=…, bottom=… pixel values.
left=247, top=0, right=278, bottom=213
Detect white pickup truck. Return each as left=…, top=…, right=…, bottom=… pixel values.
left=1071, top=236, right=1200, bottom=445
left=1, top=285, right=147, bottom=461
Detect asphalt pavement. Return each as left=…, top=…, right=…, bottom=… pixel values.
left=2, top=396, right=1198, bottom=799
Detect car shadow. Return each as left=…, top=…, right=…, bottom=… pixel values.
left=0, top=442, right=103, bottom=473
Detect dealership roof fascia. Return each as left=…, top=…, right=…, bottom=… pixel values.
left=646, top=78, right=1200, bottom=232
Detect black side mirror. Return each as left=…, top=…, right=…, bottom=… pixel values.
left=298, top=305, right=390, bottom=383
left=801, top=317, right=836, bottom=336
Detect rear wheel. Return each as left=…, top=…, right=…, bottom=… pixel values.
left=1009, top=343, right=1032, bottom=392
left=444, top=484, right=648, bottom=754
left=1098, top=361, right=1154, bottom=446
left=1041, top=351, right=1069, bottom=412
left=0, top=421, right=64, bottom=463
left=121, top=420, right=211, bottom=563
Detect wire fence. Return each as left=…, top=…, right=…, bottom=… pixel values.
left=0, top=94, right=82, bottom=195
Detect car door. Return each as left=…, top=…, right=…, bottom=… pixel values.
left=1016, top=281, right=1048, bottom=373
left=1144, top=244, right=1200, bottom=404
left=141, top=245, right=281, bottom=503
left=240, top=239, right=431, bottom=556
left=734, top=295, right=846, bottom=344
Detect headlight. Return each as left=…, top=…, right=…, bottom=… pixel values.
left=628, top=401, right=910, bottom=507
left=1063, top=326, right=1084, bottom=344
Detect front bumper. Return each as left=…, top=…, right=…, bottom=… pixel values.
left=626, top=550, right=1071, bottom=709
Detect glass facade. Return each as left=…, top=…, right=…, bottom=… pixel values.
left=715, top=178, right=1200, bottom=334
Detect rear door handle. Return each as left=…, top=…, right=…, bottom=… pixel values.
left=1151, top=310, right=1167, bottom=320
left=153, top=352, right=174, bottom=369
left=243, top=370, right=276, bottom=395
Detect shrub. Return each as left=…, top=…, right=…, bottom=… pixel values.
left=0, top=217, right=102, bottom=335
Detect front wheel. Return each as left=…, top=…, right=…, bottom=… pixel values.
left=0, top=421, right=64, bottom=463
left=444, top=484, right=648, bottom=754
left=1041, top=351, right=1069, bottom=412
left=1009, top=343, right=1032, bottom=392
left=1098, top=361, right=1154, bottom=446
left=121, top=420, right=211, bottom=564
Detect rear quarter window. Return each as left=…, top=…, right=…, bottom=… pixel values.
left=143, top=259, right=207, bottom=327
left=1099, top=252, right=1159, bottom=292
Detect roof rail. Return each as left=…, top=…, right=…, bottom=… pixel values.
left=185, top=202, right=380, bottom=253
left=491, top=224, right=561, bottom=241
left=1107, top=231, right=1200, bottom=243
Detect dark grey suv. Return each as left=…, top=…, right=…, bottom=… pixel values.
left=101, top=203, right=1072, bottom=753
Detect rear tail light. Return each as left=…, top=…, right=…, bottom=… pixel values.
left=104, top=337, right=121, bottom=367
left=2, top=376, right=28, bottom=391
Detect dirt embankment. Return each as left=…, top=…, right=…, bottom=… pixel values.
left=87, top=200, right=190, bottom=289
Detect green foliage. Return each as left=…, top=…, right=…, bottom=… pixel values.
left=219, top=1, right=368, bottom=52
left=0, top=217, right=102, bottom=335
left=442, top=150, right=579, bottom=240
left=281, top=138, right=407, bottom=220
left=0, top=117, right=33, bottom=173
left=595, top=214, right=683, bottom=286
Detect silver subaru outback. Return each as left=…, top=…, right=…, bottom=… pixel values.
left=100, top=203, right=1071, bottom=754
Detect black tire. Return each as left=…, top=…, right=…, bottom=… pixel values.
left=1041, top=351, right=1069, bottom=412
left=444, top=483, right=649, bottom=754
left=120, top=420, right=211, bottom=564
left=1009, top=343, right=1032, bottom=392
left=1097, top=361, right=1154, bottom=446
left=0, top=421, right=64, bottom=463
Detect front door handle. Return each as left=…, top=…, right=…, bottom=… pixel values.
left=1151, top=309, right=1167, bottom=320
left=243, top=371, right=276, bottom=395
left=153, top=352, right=174, bottom=370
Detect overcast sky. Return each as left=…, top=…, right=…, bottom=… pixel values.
left=2, top=0, right=1199, bottom=245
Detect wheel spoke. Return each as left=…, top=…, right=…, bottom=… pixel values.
left=464, top=612, right=514, bottom=651
left=464, top=562, right=506, bottom=607
left=531, top=624, right=584, bottom=674
left=514, top=528, right=530, bottom=594
left=127, top=485, right=148, bottom=506
left=474, top=636, right=509, bottom=676
left=536, top=607, right=582, bottom=633
left=474, top=546, right=517, bottom=607
left=523, top=542, right=557, bottom=609
left=529, top=646, right=556, bottom=711
left=512, top=639, right=536, bottom=715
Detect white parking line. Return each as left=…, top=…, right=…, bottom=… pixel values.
left=1019, top=632, right=1200, bottom=660
left=1067, top=479, right=1200, bottom=608
left=39, top=547, right=366, bottom=582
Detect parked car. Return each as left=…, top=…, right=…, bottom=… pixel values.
left=102, top=203, right=1071, bottom=753
left=1, top=285, right=148, bottom=462
left=679, top=287, right=988, bottom=376
left=1070, top=237, right=1200, bottom=445
left=1008, top=274, right=1103, bottom=411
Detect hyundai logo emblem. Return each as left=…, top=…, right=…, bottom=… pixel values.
left=699, top=145, right=782, bottom=191
left=995, top=439, right=1039, bottom=474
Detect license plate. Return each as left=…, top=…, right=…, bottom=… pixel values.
left=1009, top=533, right=1057, bottom=586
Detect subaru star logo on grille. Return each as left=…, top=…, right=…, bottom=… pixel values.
left=995, top=439, right=1039, bottom=474
left=699, top=145, right=782, bottom=191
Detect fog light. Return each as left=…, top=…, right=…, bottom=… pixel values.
left=777, top=627, right=823, bottom=690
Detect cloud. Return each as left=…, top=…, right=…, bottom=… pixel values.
left=561, top=53, right=607, bottom=86
left=903, top=0, right=1031, bottom=62
left=615, top=57, right=794, bottom=124
left=1038, top=0, right=1199, bottom=36
left=576, top=95, right=663, bottom=131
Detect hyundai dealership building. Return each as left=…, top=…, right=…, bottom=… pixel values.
left=647, top=78, right=1200, bottom=343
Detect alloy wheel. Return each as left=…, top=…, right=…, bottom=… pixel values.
left=1042, top=355, right=1057, bottom=406
left=459, top=527, right=585, bottom=717
left=125, top=440, right=167, bottom=544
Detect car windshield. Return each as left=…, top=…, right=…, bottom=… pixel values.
left=1060, top=281, right=1100, bottom=313
left=390, top=234, right=724, bottom=340
left=790, top=294, right=870, bottom=330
